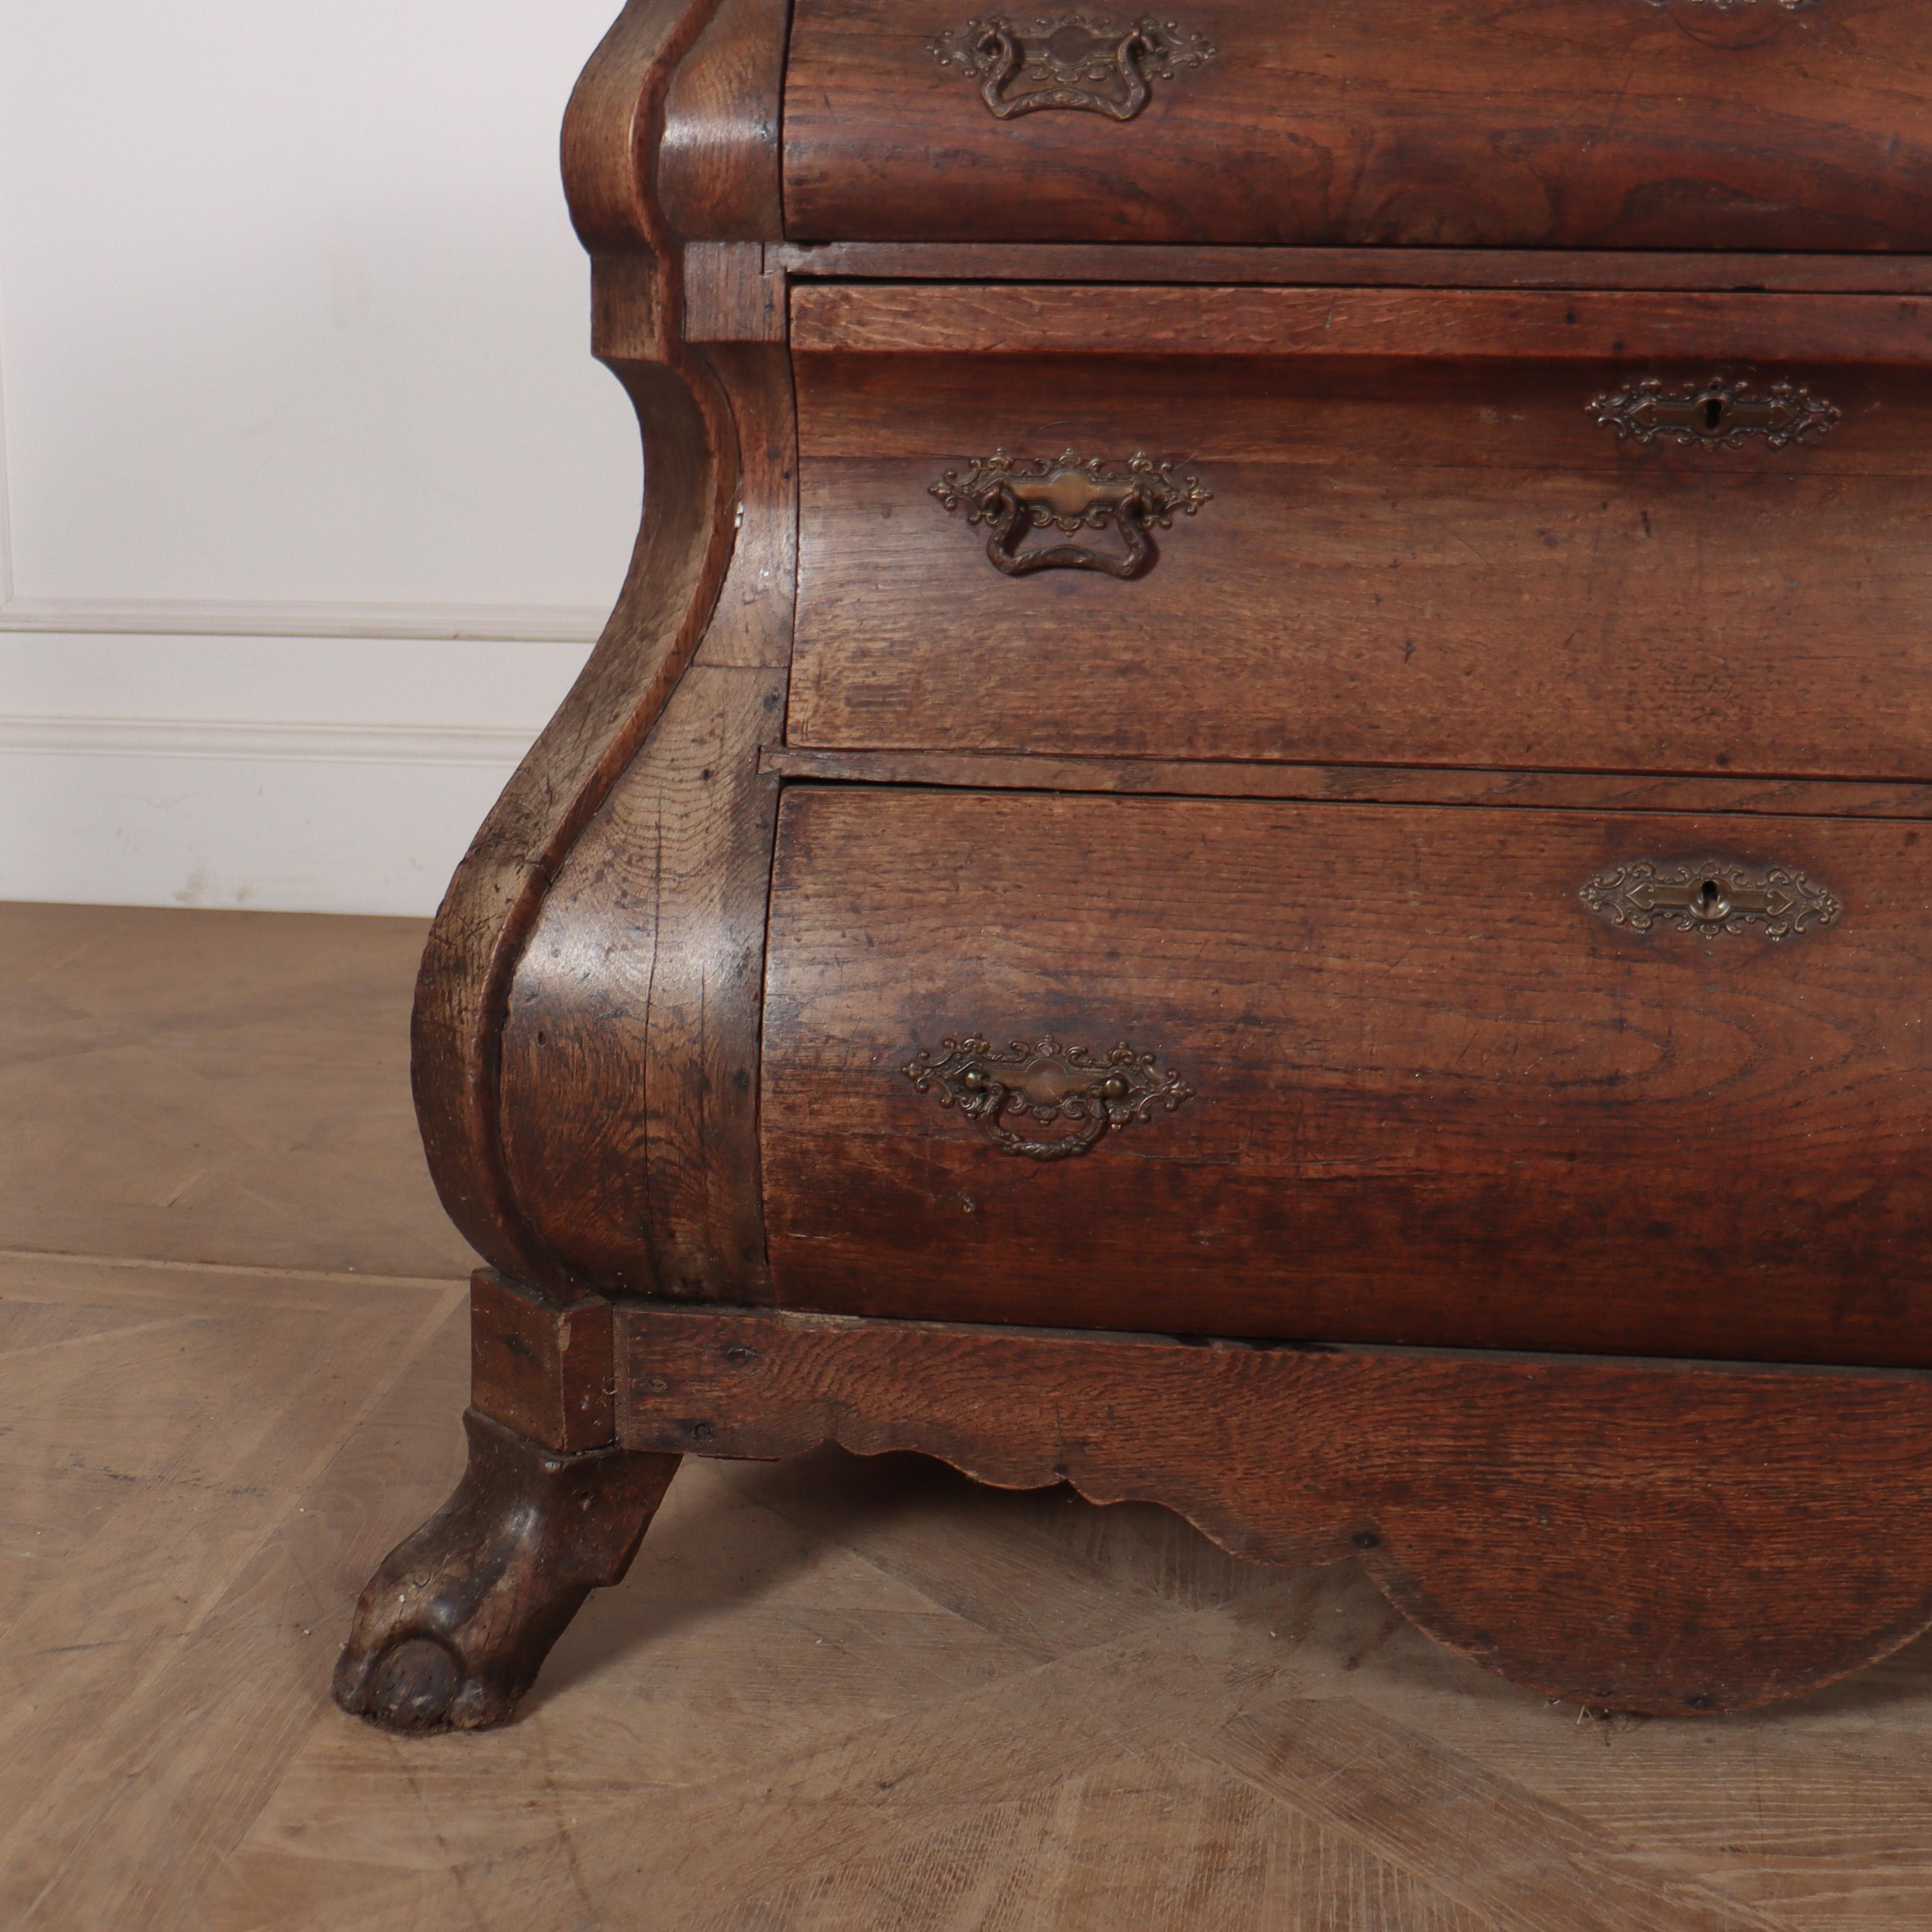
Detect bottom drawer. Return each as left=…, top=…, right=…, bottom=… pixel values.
left=761, top=786, right=1932, bottom=1366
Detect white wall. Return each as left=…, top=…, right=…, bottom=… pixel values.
left=0, top=2, right=645, bottom=914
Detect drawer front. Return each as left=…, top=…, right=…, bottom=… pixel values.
left=785, top=0, right=1932, bottom=251
left=791, top=340, right=1932, bottom=782
left=762, top=786, right=1932, bottom=1365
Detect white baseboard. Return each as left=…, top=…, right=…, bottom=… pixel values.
left=0, top=597, right=607, bottom=644
left=0, top=715, right=534, bottom=767
left=1, top=745, right=525, bottom=917
left=1, top=630, right=591, bottom=916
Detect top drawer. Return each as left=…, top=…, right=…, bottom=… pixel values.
left=783, top=0, right=1932, bottom=250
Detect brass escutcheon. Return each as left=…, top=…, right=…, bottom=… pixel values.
left=902, top=1035, right=1194, bottom=1161
left=929, top=12, right=1217, bottom=120
left=1580, top=858, right=1841, bottom=940
left=930, top=449, right=1210, bottom=578
left=1588, top=377, right=1840, bottom=449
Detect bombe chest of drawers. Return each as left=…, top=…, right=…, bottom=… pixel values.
left=336, top=0, right=1932, bottom=1731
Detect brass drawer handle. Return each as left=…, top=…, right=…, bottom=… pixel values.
left=1581, top=859, right=1841, bottom=940
left=902, top=1034, right=1194, bottom=1161
left=1588, top=377, right=1840, bottom=449
left=929, top=13, right=1217, bottom=121
left=931, top=450, right=1210, bottom=579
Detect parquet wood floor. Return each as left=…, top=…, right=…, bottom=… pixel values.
left=5, top=899, right=1931, bottom=1930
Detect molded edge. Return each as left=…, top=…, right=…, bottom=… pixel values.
left=614, top=1302, right=1932, bottom=1714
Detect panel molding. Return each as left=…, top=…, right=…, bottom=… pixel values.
left=0, top=713, right=533, bottom=767
left=0, top=596, right=606, bottom=644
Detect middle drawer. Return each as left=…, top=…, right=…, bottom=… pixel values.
left=791, top=295, right=1932, bottom=782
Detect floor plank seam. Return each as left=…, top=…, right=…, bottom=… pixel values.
left=0, top=1247, right=468, bottom=1291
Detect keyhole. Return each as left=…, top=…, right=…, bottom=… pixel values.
left=1692, top=876, right=1731, bottom=921
left=1702, top=397, right=1726, bottom=433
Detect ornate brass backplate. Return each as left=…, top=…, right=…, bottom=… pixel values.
left=929, top=13, right=1216, bottom=120
left=1588, top=377, right=1840, bottom=449
left=902, top=1035, right=1194, bottom=1161
left=930, top=449, right=1210, bottom=578
left=1581, top=859, right=1841, bottom=940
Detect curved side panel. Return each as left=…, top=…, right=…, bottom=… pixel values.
left=413, top=356, right=736, bottom=1294
left=499, top=340, right=798, bottom=1301
left=564, top=0, right=726, bottom=258
left=660, top=0, right=790, bottom=241
left=413, top=0, right=755, bottom=1296
left=618, top=1304, right=1932, bottom=1715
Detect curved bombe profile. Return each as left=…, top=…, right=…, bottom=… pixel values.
left=337, top=0, right=1932, bottom=1734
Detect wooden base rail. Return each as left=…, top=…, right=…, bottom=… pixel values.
left=332, top=1271, right=1932, bottom=1730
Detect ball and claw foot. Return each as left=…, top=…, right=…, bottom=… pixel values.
left=332, top=1407, right=680, bottom=1733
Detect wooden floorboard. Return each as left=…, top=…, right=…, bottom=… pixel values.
left=5, top=896, right=1931, bottom=1930
left=0, top=902, right=475, bottom=1279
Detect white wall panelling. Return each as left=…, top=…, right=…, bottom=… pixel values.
left=0, top=633, right=591, bottom=915
left=0, top=1, right=639, bottom=914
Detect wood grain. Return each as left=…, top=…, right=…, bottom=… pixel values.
left=411, top=0, right=740, bottom=1299
left=409, top=0, right=806, bottom=1302
left=683, top=241, right=786, bottom=342
left=469, top=1271, right=616, bottom=1453
left=784, top=0, right=1932, bottom=251
left=386, top=0, right=1932, bottom=1758
left=564, top=0, right=725, bottom=259
left=43, top=902, right=1932, bottom=1927
left=762, top=786, right=1932, bottom=1366
left=618, top=1300, right=1932, bottom=1714
left=500, top=663, right=786, bottom=1300
left=498, top=338, right=795, bottom=1303
left=761, top=745, right=1932, bottom=822
left=10, top=1241, right=1895, bottom=1930
left=791, top=352, right=1932, bottom=782
left=692, top=337, right=800, bottom=673
left=790, top=283, right=1932, bottom=362
left=0, top=1248, right=468, bottom=1927
left=775, top=241, right=1932, bottom=294
left=658, top=0, right=788, bottom=242
left=0, top=902, right=473, bottom=1279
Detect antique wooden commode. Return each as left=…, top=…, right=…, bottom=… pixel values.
left=337, top=0, right=1932, bottom=1730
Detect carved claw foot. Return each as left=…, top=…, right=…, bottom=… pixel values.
left=333, top=1407, right=679, bottom=1733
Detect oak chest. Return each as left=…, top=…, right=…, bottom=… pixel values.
left=336, top=0, right=1932, bottom=1730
